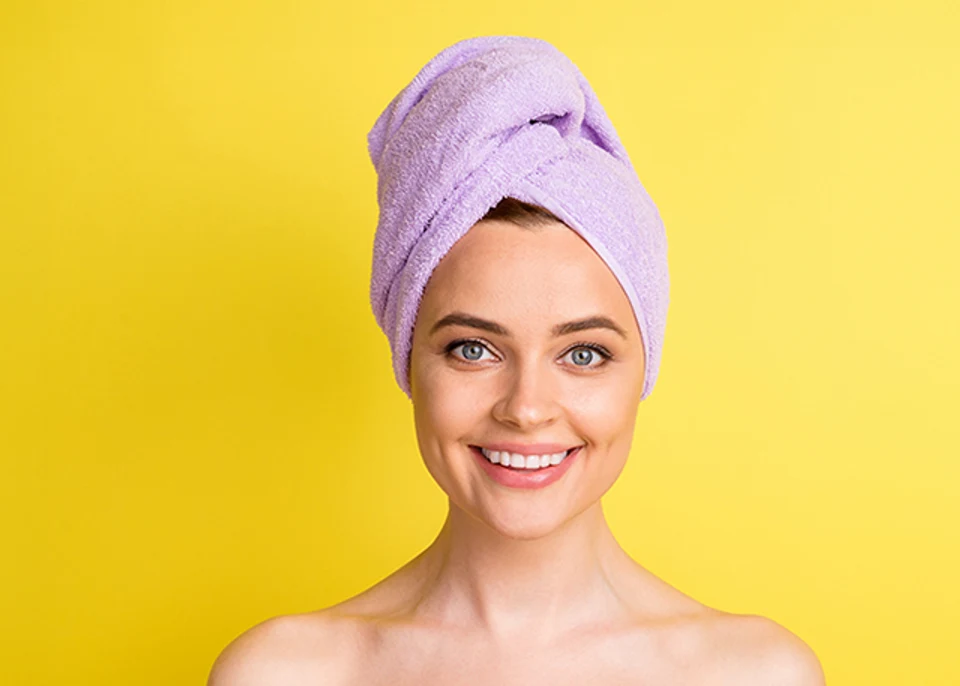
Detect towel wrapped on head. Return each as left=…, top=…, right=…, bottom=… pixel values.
left=367, top=35, right=670, bottom=400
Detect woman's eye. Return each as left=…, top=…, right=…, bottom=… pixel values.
left=450, top=341, right=495, bottom=362
left=562, top=345, right=609, bottom=368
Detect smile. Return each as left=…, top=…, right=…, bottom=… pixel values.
left=469, top=444, right=583, bottom=490
left=478, top=447, right=573, bottom=471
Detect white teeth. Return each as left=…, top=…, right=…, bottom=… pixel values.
left=479, top=447, right=571, bottom=471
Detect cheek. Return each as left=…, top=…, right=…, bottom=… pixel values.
left=556, top=394, right=634, bottom=500
left=573, top=387, right=638, bottom=488
left=412, top=359, right=490, bottom=444
left=411, top=365, right=495, bottom=495
left=562, top=375, right=640, bottom=445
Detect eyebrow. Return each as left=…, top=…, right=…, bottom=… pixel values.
left=429, top=312, right=628, bottom=339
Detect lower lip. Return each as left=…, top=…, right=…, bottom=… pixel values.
left=470, top=446, right=582, bottom=490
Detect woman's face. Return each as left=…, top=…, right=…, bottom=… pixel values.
left=409, top=218, right=646, bottom=539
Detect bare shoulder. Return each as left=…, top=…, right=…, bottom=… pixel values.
left=207, top=611, right=361, bottom=686
left=698, top=611, right=825, bottom=686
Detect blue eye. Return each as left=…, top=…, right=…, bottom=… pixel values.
left=562, top=344, right=611, bottom=368
left=571, top=348, right=595, bottom=365
left=448, top=340, right=495, bottom=362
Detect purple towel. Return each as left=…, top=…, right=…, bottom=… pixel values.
left=367, top=35, right=669, bottom=400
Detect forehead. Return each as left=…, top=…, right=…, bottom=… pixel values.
left=416, top=219, right=640, bottom=338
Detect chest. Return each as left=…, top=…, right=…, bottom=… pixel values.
left=351, top=633, right=697, bottom=686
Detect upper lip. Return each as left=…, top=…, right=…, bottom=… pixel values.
left=473, top=442, right=580, bottom=455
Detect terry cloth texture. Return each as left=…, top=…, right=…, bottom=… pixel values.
left=367, top=35, right=669, bottom=400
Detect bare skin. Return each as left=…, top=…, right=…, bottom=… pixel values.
left=209, top=218, right=825, bottom=685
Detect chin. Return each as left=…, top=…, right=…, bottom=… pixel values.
left=476, top=505, right=574, bottom=541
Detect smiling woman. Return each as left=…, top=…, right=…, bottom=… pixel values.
left=408, top=209, right=646, bottom=529
left=207, top=36, right=825, bottom=685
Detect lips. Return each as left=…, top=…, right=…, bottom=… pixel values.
left=469, top=445, right=583, bottom=490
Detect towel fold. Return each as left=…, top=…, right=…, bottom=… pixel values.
left=368, top=35, right=669, bottom=400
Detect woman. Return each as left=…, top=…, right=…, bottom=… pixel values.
left=210, top=36, right=824, bottom=685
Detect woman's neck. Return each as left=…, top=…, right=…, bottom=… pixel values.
left=403, top=499, right=642, bottom=641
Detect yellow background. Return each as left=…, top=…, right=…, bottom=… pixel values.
left=2, top=1, right=958, bottom=683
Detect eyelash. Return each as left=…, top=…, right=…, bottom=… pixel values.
left=444, top=338, right=614, bottom=369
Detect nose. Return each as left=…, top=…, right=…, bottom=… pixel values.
left=491, top=358, right=560, bottom=431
